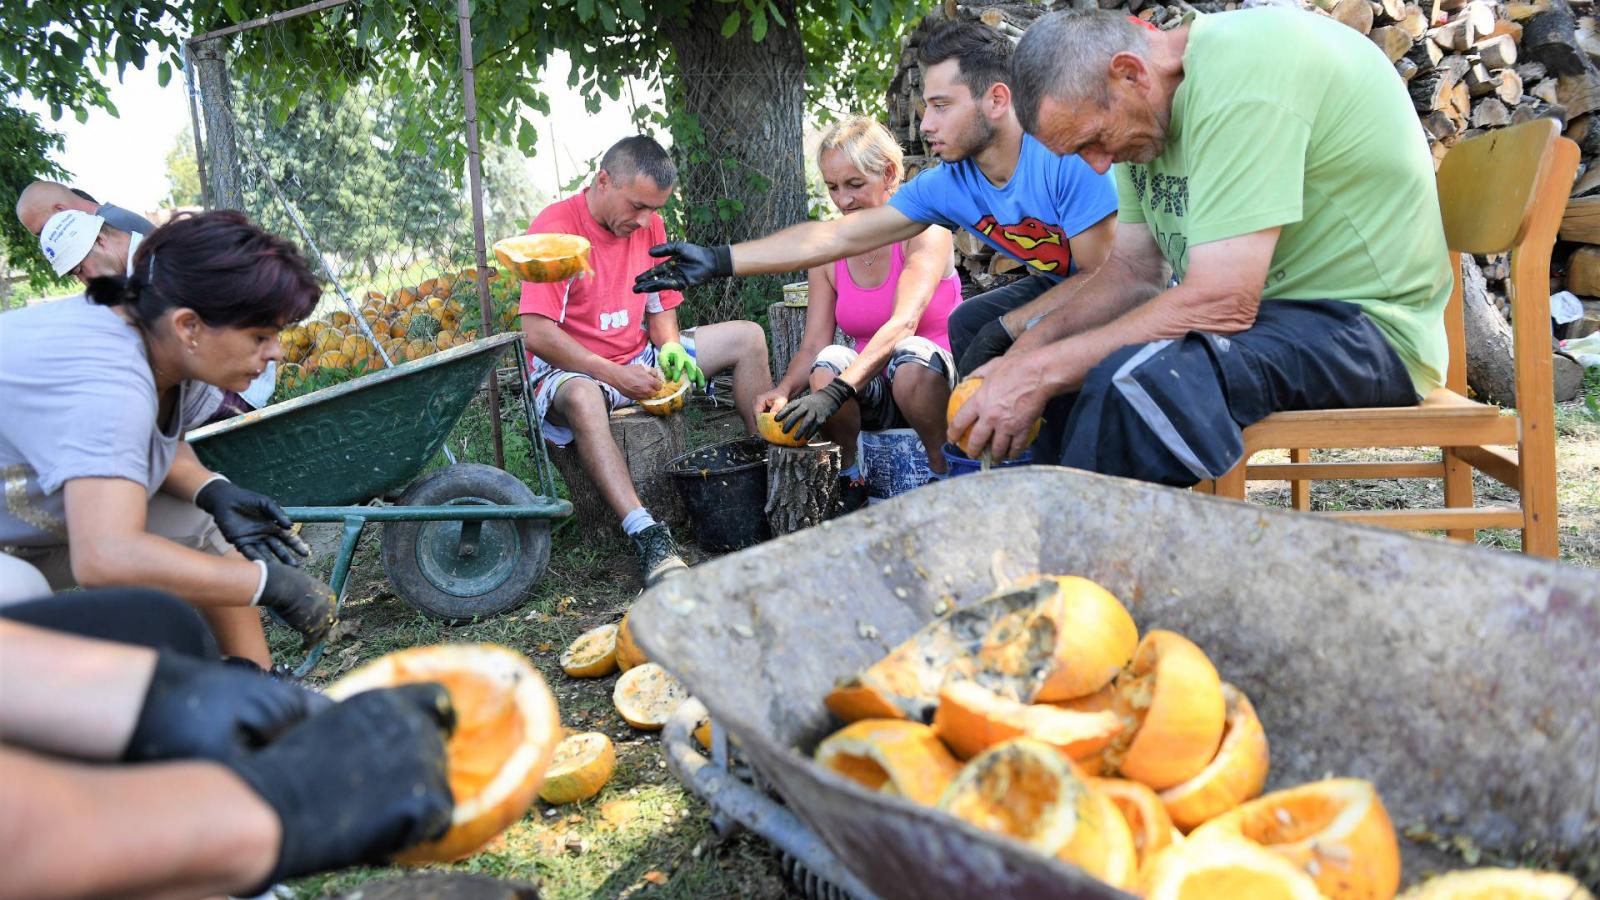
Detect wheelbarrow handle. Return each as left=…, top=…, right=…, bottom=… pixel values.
left=661, top=699, right=878, bottom=900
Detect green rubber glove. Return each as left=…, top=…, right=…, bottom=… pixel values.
left=659, top=341, right=706, bottom=389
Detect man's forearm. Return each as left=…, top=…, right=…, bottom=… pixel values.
left=1011, top=259, right=1161, bottom=353
left=730, top=208, right=925, bottom=275
left=522, top=318, right=621, bottom=383
left=0, top=748, right=279, bottom=900
left=0, top=621, right=153, bottom=760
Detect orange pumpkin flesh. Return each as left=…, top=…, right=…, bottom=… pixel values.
left=493, top=233, right=592, bottom=283
left=1090, top=777, right=1175, bottom=872
left=814, top=719, right=962, bottom=806
left=1141, top=832, right=1323, bottom=900
left=1159, top=683, right=1271, bottom=831
left=614, top=612, right=648, bottom=671
left=1397, top=868, right=1595, bottom=899
left=932, top=680, right=1122, bottom=764
left=1059, top=787, right=1140, bottom=890
left=1105, top=630, right=1226, bottom=790
left=947, top=377, right=1043, bottom=460
left=325, top=644, right=561, bottom=864
left=537, top=731, right=616, bottom=805
left=559, top=623, right=619, bottom=678
left=1192, top=778, right=1401, bottom=900
left=1013, top=575, right=1139, bottom=703
left=612, top=662, right=686, bottom=731
left=936, top=738, right=1099, bottom=856
left=639, top=374, right=689, bottom=417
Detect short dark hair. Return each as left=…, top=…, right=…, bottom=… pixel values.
left=69, top=187, right=97, bottom=203
left=600, top=135, right=677, bottom=190
left=917, top=21, right=1015, bottom=99
left=86, top=210, right=319, bottom=331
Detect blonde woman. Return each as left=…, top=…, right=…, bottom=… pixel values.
left=754, top=116, right=962, bottom=511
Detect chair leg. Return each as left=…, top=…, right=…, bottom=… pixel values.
left=1519, top=433, right=1561, bottom=559
left=1442, top=447, right=1476, bottom=543
left=1212, top=458, right=1247, bottom=500
left=1192, top=480, right=1215, bottom=495
left=1288, top=447, right=1311, bottom=511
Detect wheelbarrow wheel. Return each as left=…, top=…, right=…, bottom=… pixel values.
left=381, top=463, right=551, bottom=622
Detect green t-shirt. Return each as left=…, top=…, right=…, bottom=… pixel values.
left=1114, top=7, right=1452, bottom=394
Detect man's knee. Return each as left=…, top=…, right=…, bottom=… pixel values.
left=947, top=300, right=987, bottom=343
left=552, top=379, right=611, bottom=432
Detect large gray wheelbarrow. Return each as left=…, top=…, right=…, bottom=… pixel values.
left=632, top=467, right=1600, bottom=900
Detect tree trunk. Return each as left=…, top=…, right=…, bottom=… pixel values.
left=767, top=300, right=852, bottom=383
left=662, top=1, right=808, bottom=327
left=193, top=38, right=244, bottom=210
left=766, top=444, right=841, bottom=536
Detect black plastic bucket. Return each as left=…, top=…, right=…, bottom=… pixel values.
left=667, top=437, right=772, bottom=552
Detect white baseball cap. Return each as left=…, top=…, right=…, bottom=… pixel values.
left=39, top=209, right=105, bottom=277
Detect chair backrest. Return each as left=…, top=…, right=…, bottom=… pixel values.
left=1433, top=120, right=1579, bottom=397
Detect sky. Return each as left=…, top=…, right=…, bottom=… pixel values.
left=19, top=49, right=657, bottom=219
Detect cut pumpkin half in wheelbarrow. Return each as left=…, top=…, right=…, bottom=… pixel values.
left=612, top=662, right=687, bottom=731
left=1191, top=777, right=1401, bottom=900
left=931, top=680, right=1122, bottom=765
left=1102, top=629, right=1226, bottom=790
left=559, top=623, right=619, bottom=678
left=1398, top=868, right=1595, bottom=899
left=824, top=575, right=1139, bottom=725
left=538, top=731, right=616, bottom=805
left=492, top=233, right=592, bottom=283
left=1141, top=832, right=1323, bottom=900
left=813, top=719, right=962, bottom=806
left=1158, top=682, right=1271, bottom=831
left=1088, top=777, right=1175, bottom=873
left=325, top=644, right=561, bottom=864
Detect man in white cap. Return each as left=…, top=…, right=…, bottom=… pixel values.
left=17, top=181, right=156, bottom=237
left=38, top=211, right=278, bottom=421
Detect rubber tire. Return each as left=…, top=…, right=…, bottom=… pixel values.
left=381, top=463, right=551, bottom=622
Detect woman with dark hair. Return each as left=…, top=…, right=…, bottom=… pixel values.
left=0, top=211, right=337, bottom=665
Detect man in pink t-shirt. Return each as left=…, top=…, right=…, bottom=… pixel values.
left=520, top=136, right=771, bottom=586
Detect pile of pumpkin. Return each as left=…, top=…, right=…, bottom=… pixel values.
left=275, top=269, right=501, bottom=390
left=811, top=574, right=1591, bottom=899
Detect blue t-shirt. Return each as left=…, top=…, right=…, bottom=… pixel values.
left=888, top=134, right=1118, bottom=282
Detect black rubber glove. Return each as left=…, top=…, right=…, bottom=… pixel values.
left=194, top=477, right=310, bottom=566
left=257, top=562, right=338, bottom=648
left=229, top=684, right=456, bottom=893
left=774, top=377, right=856, bottom=442
left=123, top=651, right=331, bottom=763
left=958, top=317, right=1016, bottom=377
left=632, top=242, right=733, bottom=293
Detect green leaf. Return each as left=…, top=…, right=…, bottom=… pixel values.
left=720, top=10, right=741, bottom=36
left=156, top=59, right=170, bottom=87
left=751, top=9, right=767, bottom=41
left=576, top=0, right=596, bottom=22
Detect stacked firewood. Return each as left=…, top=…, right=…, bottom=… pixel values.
left=885, top=0, right=1599, bottom=394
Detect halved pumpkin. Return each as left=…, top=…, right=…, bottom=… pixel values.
left=615, top=612, right=648, bottom=671
left=1192, top=778, right=1401, bottom=900
left=814, top=719, right=962, bottom=806
left=538, top=731, right=616, bottom=805
left=612, top=662, right=687, bottom=731
left=1090, top=777, right=1175, bottom=872
left=639, top=374, right=689, bottom=417
left=492, top=233, right=592, bottom=283
left=559, top=623, right=619, bottom=679
left=931, top=680, right=1122, bottom=765
left=935, top=738, right=1100, bottom=857
left=1012, top=575, right=1138, bottom=702
left=325, top=644, right=561, bottom=864
left=1398, top=868, right=1595, bottom=899
left=1104, top=630, right=1226, bottom=790
left=1059, top=786, right=1140, bottom=890
left=1141, top=832, right=1323, bottom=900
left=1159, top=682, right=1271, bottom=831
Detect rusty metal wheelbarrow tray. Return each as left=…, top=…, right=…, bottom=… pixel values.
left=187, top=333, right=571, bottom=670
left=632, top=467, right=1600, bottom=900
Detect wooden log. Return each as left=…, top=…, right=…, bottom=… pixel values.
left=1376, top=0, right=1406, bottom=19
left=1474, top=34, right=1519, bottom=69
left=1532, top=77, right=1564, bottom=101
left=767, top=300, right=852, bottom=383
left=1497, top=66, right=1526, bottom=102
left=1470, top=96, right=1513, bottom=125
left=1516, top=59, right=1549, bottom=81
left=952, top=229, right=992, bottom=258
left=1511, top=98, right=1566, bottom=123
left=1557, top=67, right=1600, bottom=115
left=1578, top=15, right=1600, bottom=60
left=1464, top=58, right=1496, bottom=93
left=1371, top=24, right=1414, bottom=59
left=1564, top=245, right=1600, bottom=294
left=1409, top=55, right=1471, bottom=110
left=1408, top=36, right=1447, bottom=72
left=989, top=255, right=1025, bottom=275
left=1525, top=0, right=1589, bottom=76
left=1422, top=108, right=1463, bottom=139
left=1397, top=56, right=1422, bottom=81
left=1488, top=20, right=1525, bottom=41
left=764, top=444, right=840, bottom=537
left=1431, top=1, right=1495, bottom=48
left=1399, top=2, right=1430, bottom=36
left=547, top=405, right=687, bottom=543
left=1562, top=194, right=1600, bottom=241
left=1507, top=0, right=1552, bottom=18
left=1334, top=0, right=1376, bottom=32
left=1370, top=0, right=1386, bottom=21
left=1565, top=111, right=1600, bottom=157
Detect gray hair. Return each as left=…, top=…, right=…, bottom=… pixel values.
left=1012, top=10, right=1151, bottom=136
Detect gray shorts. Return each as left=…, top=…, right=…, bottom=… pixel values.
left=812, top=337, right=956, bottom=432
left=530, top=331, right=698, bottom=448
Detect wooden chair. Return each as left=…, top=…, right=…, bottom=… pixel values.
left=1200, top=119, right=1579, bottom=558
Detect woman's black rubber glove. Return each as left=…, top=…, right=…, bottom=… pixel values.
left=774, top=377, right=856, bottom=442
left=194, top=476, right=310, bottom=566
left=256, top=562, right=338, bottom=648
left=229, top=683, right=456, bottom=893
left=123, top=650, right=331, bottom=763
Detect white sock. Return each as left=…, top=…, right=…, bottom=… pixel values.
left=621, top=507, right=657, bottom=536
left=926, top=466, right=950, bottom=481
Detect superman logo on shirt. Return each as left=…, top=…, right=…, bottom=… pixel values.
left=973, top=215, right=1073, bottom=274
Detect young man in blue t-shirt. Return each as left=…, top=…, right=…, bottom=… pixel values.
left=634, top=21, right=1119, bottom=381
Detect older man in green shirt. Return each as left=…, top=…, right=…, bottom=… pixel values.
left=953, top=7, right=1451, bottom=485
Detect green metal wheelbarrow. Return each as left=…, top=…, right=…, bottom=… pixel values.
left=187, top=332, right=571, bottom=673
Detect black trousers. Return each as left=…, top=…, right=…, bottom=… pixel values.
left=1034, top=299, right=1418, bottom=487
left=0, top=589, right=218, bottom=658
left=946, top=275, right=1055, bottom=365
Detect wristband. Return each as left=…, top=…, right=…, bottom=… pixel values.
left=192, top=473, right=230, bottom=504
left=250, top=559, right=268, bottom=606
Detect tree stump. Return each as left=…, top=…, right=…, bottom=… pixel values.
left=765, top=443, right=841, bottom=537
left=767, top=300, right=852, bottom=383
left=548, top=405, right=687, bottom=543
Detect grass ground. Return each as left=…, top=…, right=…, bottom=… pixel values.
left=270, top=393, right=1600, bottom=899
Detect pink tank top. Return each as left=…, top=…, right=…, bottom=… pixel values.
left=832, top=243, right=961, bottom=352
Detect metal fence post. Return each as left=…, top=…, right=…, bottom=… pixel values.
left=457, top=0, right=506, bottom=470
left=192, top=38, right=244, bottom=210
